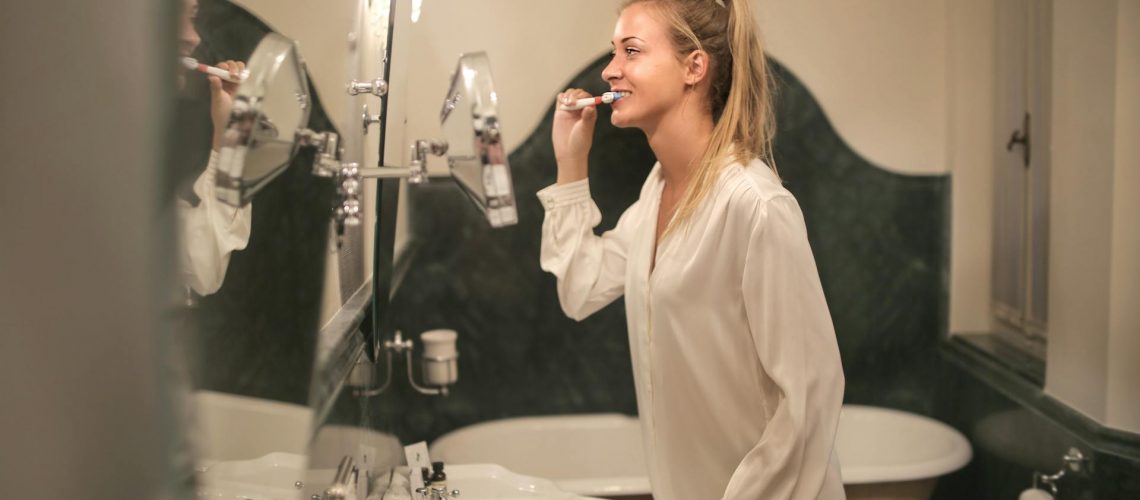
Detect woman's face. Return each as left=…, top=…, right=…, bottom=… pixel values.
left=180, top=0, right=201, bottom=57
left=177, top=0, right=201, bottom=90
left=601, top=3, right=689, bottom=130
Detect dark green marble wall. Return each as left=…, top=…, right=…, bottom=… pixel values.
left=934, top=340, right=1140, bottom=499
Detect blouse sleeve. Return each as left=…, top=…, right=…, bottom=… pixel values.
left=722, top=195, right=845, bottom=500
left=177, top=150, right=253, bottom=296
left=537, top=179, right=637, bottom=321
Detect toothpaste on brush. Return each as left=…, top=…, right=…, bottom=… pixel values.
left=557, top=91, right=629, bottom=111
left=180, top=57, right=248, bottom=83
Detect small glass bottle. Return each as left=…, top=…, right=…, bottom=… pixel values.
left=429, top=461, right=447, bottom=491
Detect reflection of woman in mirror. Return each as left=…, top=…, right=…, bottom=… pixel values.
left=541, top=1, right=845, bottom=498
left=175, top=0, right=251, bottom=296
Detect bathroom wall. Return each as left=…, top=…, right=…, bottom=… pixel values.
left=1108, top=0, right=1140, bottom=433
left=934, top=345, right=1140, bottom=499
left=1044, top=0, right=1140, bottom=434
left=365, top=0, right=1140, bottom=496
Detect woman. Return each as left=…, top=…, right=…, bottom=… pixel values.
left=538, top=1, right=845, bottom=498
left=175, top=0, right=251, bottom=297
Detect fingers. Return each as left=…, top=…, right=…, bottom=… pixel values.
left=581, top=105, right=596, bottom=122
left=216, top=60, right=244, bottom=96
left=230, top=60, right=244, bottom=81
left=556, top=88, right=597, bottom=112
left=215, top=60, right=244, bottom=81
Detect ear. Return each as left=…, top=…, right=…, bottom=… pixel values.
left=683, top=50, right=710, bottom=86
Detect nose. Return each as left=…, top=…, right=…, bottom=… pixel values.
left=180, top=19, right=200, bottom=55
left=601, top=57, right=621, bottom=85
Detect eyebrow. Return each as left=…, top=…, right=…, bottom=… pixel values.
left=611, top=36, right=645, bottom=46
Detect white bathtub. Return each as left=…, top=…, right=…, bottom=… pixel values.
left=431, top=405, right=972, bottom=500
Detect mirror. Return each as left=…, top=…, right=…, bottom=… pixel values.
left=167, top=0, right=346, bottom=497
left=215, top=32, right=311, bottom=206
left=439, top=51, right=519, bottom=228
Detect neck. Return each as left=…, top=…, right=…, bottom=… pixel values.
left=643, top=97, right=714, bottom=191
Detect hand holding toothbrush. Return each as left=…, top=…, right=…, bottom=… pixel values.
left=206, top=60, right=245, bottom=151
left=552, top=88, right=599, bottom=184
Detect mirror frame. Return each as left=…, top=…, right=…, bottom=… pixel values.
left=439, top=51, right=518, bottom=228
left=215, top=32, right=311, bottom=207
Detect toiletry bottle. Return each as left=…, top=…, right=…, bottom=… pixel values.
left=429, top=461, right=447, bottom=491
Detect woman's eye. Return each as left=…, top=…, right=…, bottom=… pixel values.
left=625, top=47, right=639, bottom=56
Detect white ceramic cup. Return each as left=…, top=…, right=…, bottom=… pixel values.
left=420, top=329, right=458, bottom=386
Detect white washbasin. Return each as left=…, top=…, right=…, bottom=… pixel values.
left=434, top=464, right=603, bottom=500
left=196, top=451, right=310, bottom=499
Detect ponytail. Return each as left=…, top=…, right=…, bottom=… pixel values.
left=622, top=0, right=778, bottom=237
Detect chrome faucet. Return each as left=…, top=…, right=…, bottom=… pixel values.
left=413, top=485, right=461, bottom=500
left=322, top=456, right=356, bottom=500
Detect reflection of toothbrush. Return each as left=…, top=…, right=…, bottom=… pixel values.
left=180, top=57, right=247, bottom=83
left=557, top=91, right=628, bottom=111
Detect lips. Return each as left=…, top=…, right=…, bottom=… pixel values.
left=611, top=90, right=631, bottom=108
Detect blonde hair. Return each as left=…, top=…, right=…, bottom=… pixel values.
left=621, top=0, right=778, bottom=236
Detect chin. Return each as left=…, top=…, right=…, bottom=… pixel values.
left=609, top=110, right=637, bottom=129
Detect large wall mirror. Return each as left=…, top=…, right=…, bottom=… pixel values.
left=169, top=0, right=526, bottom=497
left=169, top=0, right=386, bottom=497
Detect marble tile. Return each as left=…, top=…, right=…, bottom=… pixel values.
left=936, top=342, right=1140, bottom=499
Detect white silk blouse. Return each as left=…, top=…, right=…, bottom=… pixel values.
left=537, top=158, right=846, bottom=500
left=177, top=150, right=252, bottom=296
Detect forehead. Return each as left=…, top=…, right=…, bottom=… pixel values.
left=612, top=3, right=668, bottom=44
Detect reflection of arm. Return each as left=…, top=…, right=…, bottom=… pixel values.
left=177, top=150, right=252, bottom=296
left=537, top=179, right=634, bottom=321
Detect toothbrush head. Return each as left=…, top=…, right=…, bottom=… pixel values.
left=180, top=57, right=198, bottom=70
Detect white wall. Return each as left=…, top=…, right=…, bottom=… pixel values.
left=392, top=0, right=619, bottom=170
left=392, top=0, right=951, bottom=176
left=946, top=0, right=996, bottom=334
left=1045, top=0, right=1119, bottom=427
left=757, top=0, right=950, bottom=175
left=1107, top=0, right=1140, bottom=433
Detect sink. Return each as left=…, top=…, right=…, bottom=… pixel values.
left=196, top=456, right=602, bottom=499
left=196, top=451, right=309, bottom=499
left=404, top=463, right=604, bottom=500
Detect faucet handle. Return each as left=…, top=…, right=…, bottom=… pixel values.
left=347, top=78, right=388, bottom=97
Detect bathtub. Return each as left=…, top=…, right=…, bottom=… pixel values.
left=430, top=405, right=972, bottom=500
